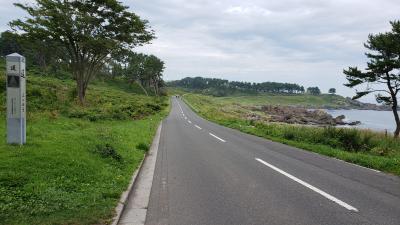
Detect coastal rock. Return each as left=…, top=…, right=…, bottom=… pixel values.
left=245, top=113, right=261, bottom=121
left=348, top=121, right=361, bottom=126
left=252, top=105, right=360, bottom=126
left=334, top=115, right=346, bottom=125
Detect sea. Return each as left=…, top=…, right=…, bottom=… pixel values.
left=326, top=109, right=399, bottom=133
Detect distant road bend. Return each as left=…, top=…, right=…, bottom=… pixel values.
left=145, top=97, right=400, bottom=225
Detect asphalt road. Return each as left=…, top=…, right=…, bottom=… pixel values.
left=145, top=97, right=400, bottom=225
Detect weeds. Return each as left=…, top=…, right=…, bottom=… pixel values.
left=94, top=144, right=122, bottom=162
left=136, top=142, right=150, bottom=152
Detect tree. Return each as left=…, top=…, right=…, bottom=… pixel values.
left=143, top=55, right=165, bottom=95
left=329, top=88, right=336, bottom=95
left=124, top=52, right=165, bottom=96
left=0, top=31, right=64, bottom=72
left=168, top=77, right=305, bottom=94
left=344, top=21, right=400, bottom=137
left=307, top=87, right=321, bottom=95
left=125, top=52, right=148, bottom=95
left=11, top=0, right=154, bottom=103
left=0, top=31, right=22, bottom=56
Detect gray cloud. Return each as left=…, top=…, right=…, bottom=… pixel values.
left=1, top=0, right=399, bottom=102
left=131, top=0, right=400, bottom=102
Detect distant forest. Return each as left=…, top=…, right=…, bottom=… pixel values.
left=168, top=77, right=321, bottom=97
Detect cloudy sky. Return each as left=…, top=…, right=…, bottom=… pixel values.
left=1, top=0, right=400, bottom=102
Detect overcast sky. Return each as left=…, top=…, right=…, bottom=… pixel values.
left=1, top=0, right=400, bottom=102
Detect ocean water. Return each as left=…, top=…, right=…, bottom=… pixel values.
left=326, top=109, right=399, bottom=132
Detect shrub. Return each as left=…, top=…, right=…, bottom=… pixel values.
left=0, top=172, right=28, bottom=188
left=283, top=130, right=296, bottom=140
left=145, top=103, right=162, bottom=111
left=68, top=87, right=77, bottom=100
left=371, top=146, right=390, bottom=156
left=336, top=129, right=363, bottom=151
left=1, top=60, right=168, bottom=121
left=94, top=144, right=122, bottom=162
left=136, top=142, right=150, bottom=152
left=319, top=126, right=367, bottom=151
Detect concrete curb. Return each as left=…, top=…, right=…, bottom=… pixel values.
left=111, top=122, right=163, bottom=225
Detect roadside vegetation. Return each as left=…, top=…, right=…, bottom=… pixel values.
left=183, top=93, right=400, bottom=176
left=0, top=58, right=168, bottom=224
left=0, top=0, right=169, bottom=223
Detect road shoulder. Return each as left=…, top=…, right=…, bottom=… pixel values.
left=114, top=122, right=163, bottom=225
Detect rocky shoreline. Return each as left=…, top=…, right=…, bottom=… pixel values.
left=248, top=105, right=361, bottom=126
left=326, top=97, right=391, bottom=111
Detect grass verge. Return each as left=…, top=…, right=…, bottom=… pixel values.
left=0, top=112, right=166, bottom=224
left=0, top=59, right=169, bottom=224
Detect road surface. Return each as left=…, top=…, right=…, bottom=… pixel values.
left=145, top=97, right=400, bottom=225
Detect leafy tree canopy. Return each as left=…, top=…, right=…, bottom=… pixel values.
left=169, top=77, right=305, bottom=96
left=307, top=87, right=321, bottom=95
left=10, top=0, right=155, bottom=103
left=344, top=20, right=400, bottom=137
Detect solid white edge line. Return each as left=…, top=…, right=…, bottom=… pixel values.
left=195, top=125, right=202, bottom=130
left=255, top=158, right=358, bottom=212
left=334, top=158, right=381, bottom=173
left=209, top=133, right=226, bottom=143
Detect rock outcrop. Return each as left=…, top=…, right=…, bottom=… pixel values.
left=250, top=105, right=360, bottom=126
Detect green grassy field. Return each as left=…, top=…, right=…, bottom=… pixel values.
left=215, top=94, right=349, bottom=108
left=170, top=86, right=384, bottom=110
left=0, top=60, right=169, bottom=224
left=183, top=93, right=400, bottom=176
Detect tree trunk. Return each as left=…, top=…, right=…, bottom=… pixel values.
left=153, top=84, right=157, bottom=96
left=136, top=80, right=148, bottom=96
left=385, top=73, right=399, bottom=137
left=152, top=78, right=158, bottom=96
left=392, top=101, right=400, bottom=138
left=76, top=72, right=86, bottom=105
left=77, top=81, right=85, bottom=105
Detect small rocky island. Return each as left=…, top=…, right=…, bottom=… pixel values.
left=248, top=105, right=361, bottom=126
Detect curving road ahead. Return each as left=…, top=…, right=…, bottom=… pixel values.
left=144, top=97, right=400, bottom=225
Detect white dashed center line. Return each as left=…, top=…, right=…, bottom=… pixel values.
left=255, top=158, right=358, bottom=212
left=177, top=102, right=184, bottom=113
left=195, top=125, right=202, bottom=130
left=188, top=120, right=192, bottom=124
left=209, top=133, right=226, bottom=143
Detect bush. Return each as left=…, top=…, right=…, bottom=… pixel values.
left=136, top=142, right=150, bottom=152
left=0, top=60, right=168, bottom=120
left=0, top=172, right=28, bottom=188
left=282, top=128, right=297, bottom=140
left=254, top=123, right=381, bottom=153
left=336, top=129, right=363, bottom=151
left=371, top=146, right=390, bottom=156
left=145, top=103, right=162, bottom=111
left=94, top=144, right=122, bottom=162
